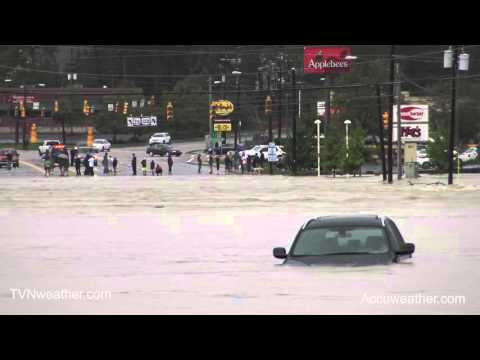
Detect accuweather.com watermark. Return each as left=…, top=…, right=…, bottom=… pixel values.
left=361, top=293, right=466, bottom=306
left=9, top=288, right=112, bottom=301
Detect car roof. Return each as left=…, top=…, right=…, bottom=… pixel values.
left=305, top=215, right=384, bottom=229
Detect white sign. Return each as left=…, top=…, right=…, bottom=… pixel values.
left=108, top=104, right=114, bottom=112
left=127, top=116, right=158, bottom=127
left=317, top=101, right=326, bottom=116
left=132, top=100, right=138, bottom=108
left=267, top=142, right=278, bottom=162
left=140, top=99, right=145, bottom=108
left=393, top=104, right=429, bottom=142
left=33, top=102, right=40, bottom=110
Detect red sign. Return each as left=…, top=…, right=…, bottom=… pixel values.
left=8, top=95, right=37, bottom=104
left=401, top=106, right=425, bottom=121
left=304, top=47, right=352, bottom=74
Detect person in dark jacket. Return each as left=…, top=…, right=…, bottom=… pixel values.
left=112, top=157, right=118, bottom=176
left=259, top=152, right=266, bottom=168
left=70, top=147, right=77, bottom=166
left=215, top=154, right=220, bottom=175
left=197, top=153, right=202, bottom=174
left=247, top=155, right=252, bottom=173
left=155, top=163, right=163, bottom=176
left=103, top=153, right=109, bottom=176
left=167, top=153, right=173, bottom=175
left=224, top=153, right=230, bottom=174
left=84, top=154, right=90, bottom=176
left=75, top=155, right=81, bottom=176
left=131, top=154, right=137, bottom=176
left=150, top=159, right=155, bottom=176
left=141, top=158, right=147, bottom=176
left=208, top=153, right=214, bottom=175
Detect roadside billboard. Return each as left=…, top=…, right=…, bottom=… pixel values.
left=304, top=47, right=352, bottom=74
left=393, top=104, right=429, bottom=142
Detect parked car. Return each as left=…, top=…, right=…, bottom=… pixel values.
left=92, top=139, right=111, bottom=152
left=458, top=147, right=478, bottom=163
left=244, top=145, right=285, bottom=160
left=38, top=140, right=61, bottom=156
left=146, top=143, right=182, bottom=157
left=149, top=132, right=171, bottom=145
left=273, top=215, right=415, bottom=266
left=416, top=148, right=432, bottom=169
left=0, top=148, right=20, bottom=169
left=77, top=146, right=99, bottom=162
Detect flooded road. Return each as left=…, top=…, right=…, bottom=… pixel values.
left=1, top=174, right=479, bottom=314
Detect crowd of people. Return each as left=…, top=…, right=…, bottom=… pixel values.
left=198, top=149, right=268, bottom=175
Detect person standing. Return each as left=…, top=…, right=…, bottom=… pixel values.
left=88, top=155, right=95, bottom=176
left=224, top=153, right=230, bottom=175
left=155, top=163, right=163, bottom=176
left=131, top=154, right=137, bottom=176
left=167, top=153, right=173, bottom=175
left=215, top=154, right=220, bottom=175
left=75, top=155, right=81, bottom=176
left=246, top=155, right=252, bottom=174
left=70, top=147, right=77, bottom=166
left=112, top=157, right=118, bottom=176
left=260, top=152, right=266, bottom=169
left=197, top=153, right=202, bottom=174
left=103, top=153, right=109, bottom=176
left=150, top=159, right=155, bottom=176
left=108, top=155, right=114, bottom=175
left=208, top=153, right=213, bottom=175
left=240, top=152, right=245, bottom=175
left=141, top=158, right=147, bottom=176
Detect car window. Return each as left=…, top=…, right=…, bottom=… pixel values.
left=47, top=141, right=59, bottom=145
left=385, top=219, right=406, bottom=249
left=291, top=226, right=389, bottom=256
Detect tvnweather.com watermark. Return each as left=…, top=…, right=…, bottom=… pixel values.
left=9, top=288, right=112, bottom=301
left=361, top=293, right=466, bottom=306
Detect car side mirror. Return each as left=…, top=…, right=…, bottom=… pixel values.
left=273, top=247, right=287, bottom=259
left=396, top=243, right=415, bottom=256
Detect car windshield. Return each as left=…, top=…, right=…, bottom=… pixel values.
left=47, top=141, right=60, bottom=145
left=291, top=226, right=390, bottom=256
left=153, top=133, right=166, bottom=137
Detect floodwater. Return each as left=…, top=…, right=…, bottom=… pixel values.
left=1, top=174, right=480, bottom=314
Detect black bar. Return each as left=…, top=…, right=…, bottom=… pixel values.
left=387, top=45, right=395, bottom=184
left=376, top=84, right=387, bottom=181
left=291, top=68, right=297, bottom=175
left=448, top=46, right=459, bottom=185
left=278, top=70, right=282, bottom=141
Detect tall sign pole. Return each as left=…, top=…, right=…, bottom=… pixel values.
left=208, top=76, right=213, bottom=150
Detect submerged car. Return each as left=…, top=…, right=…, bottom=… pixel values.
left=273, top=215, right=415, bottom=266
left=146, top=143, right=182, bottom=157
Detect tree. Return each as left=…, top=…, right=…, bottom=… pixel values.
left=426, top=132, right=449, bottom=171
left=341, top=127, right=367, bottom=176
left=91, top=111, right=126, bottom=143
left=322, top=122, right=344, bottom=176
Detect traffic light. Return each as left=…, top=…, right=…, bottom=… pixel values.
left=14, top=105, right=19, bottom=117
left=123, top=101, right=128, bottom=115
left=115, top=102, right=119, bottom=113
left=265, top=96, right=272, bottom=114
left=19, top=100, right=26, bottom=118
left=54, top=100, right=59, bottom=113
left=383, top=112, right=389, bottom=129
left=83, top=100, right=90, bottom=116
left=166, top=101, right=173, bottom=120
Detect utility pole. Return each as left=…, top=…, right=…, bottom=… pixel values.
left=22, top=86, right=27, bottom=148
left=395, top=62, right=402, bottom=180
left=325, top=76, right=331, bottom=134
left=234, top=75, right=240, bottom=151
left=267, top=72, right=273, bottom=176
left=278, top=68, right=283, bottom=141
left=376, top=84, right=387, bottom=181
left=448, top=46, right=459, bottom=185
left=208, top=76, right=213, bottom=150
left=387, top=45, right=395, bottom=184
left=291, top=68, right=297, bottom=175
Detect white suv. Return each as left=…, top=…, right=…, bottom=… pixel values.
left=149, top=132, right=171, bottom=144
left=92, top=139, right=111, bottom=152
left=459, top=147, right=478, bottom=163
left=244, top=145, right=285, bottom=160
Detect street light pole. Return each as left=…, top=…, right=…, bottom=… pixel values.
left=387, top=45, right=395, bottom=184
left=208, top=76, right=213, bottom=150
left=315, top=119, right=321, bottom=177
left=344, top=119, right=351, bottom=159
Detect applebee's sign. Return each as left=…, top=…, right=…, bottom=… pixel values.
left=304, top=47, right=352, bottom=74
